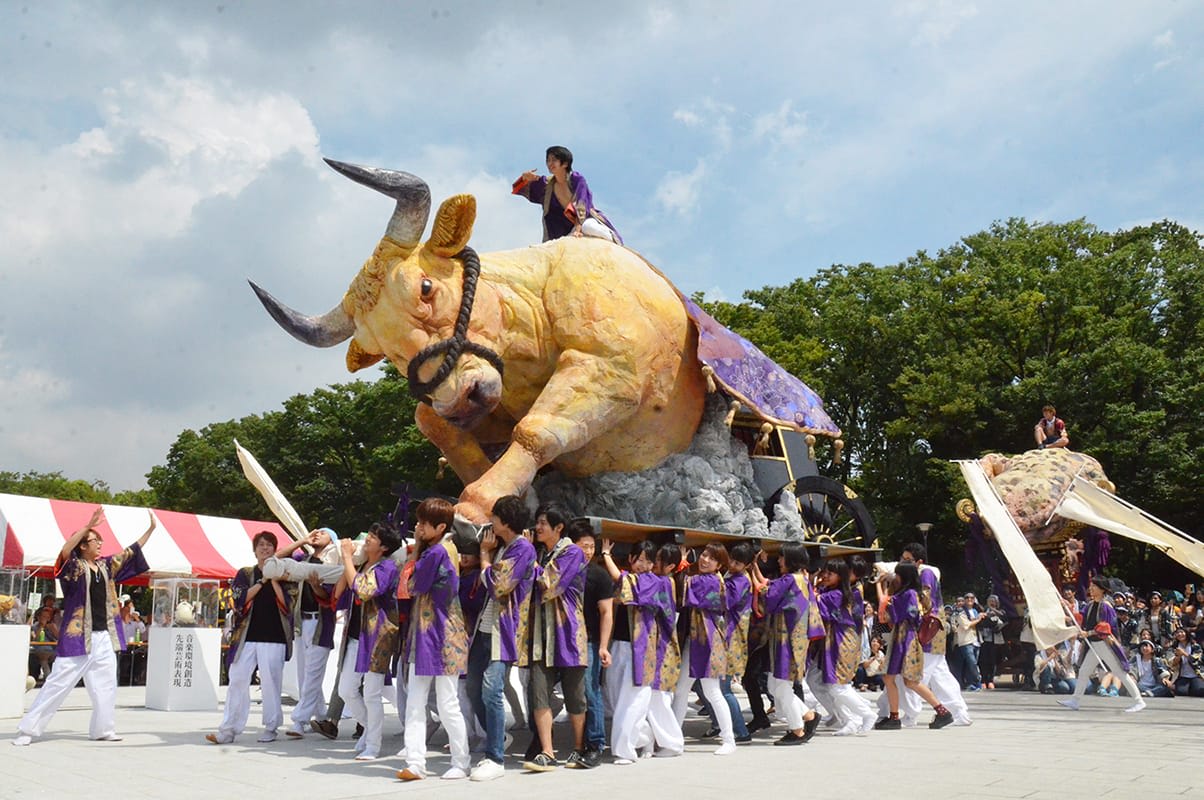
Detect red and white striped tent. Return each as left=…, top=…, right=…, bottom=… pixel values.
left=0, top=493, right=290, bottom=582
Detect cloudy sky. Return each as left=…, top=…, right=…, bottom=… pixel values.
left=2, top=1, right=1201, bottom=491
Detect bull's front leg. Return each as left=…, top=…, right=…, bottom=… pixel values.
left=415, top=403, right=497, bottom=487
left=458, top=349, right=641, bottom=520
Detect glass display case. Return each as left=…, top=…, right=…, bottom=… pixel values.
left=150, top=578, right=221, bottom=628
left=0, top=568, right=30, bottom=625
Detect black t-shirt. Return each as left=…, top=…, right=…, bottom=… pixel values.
left=346, top=599, right=363, bottom=641
left=299, top=556, right=322, bottom=613
left=611, top=579, right=631, bottom=643
left=90, top=567, right=108, bottom=631
left=246, top=568, right=287, bottom=644
left=583, top=563, right=612, bottom=643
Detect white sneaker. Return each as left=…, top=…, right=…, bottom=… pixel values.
left=1124, top=700, right=1146, bottom=713
left=354, top=752, right=378, bottom=761
left=469, top=758, right=505, bottom=781
left=833, top=722, right=859, bottom=737
left=12, top=735, right=32, bottom=747
left=713, top=741, right=737, bottom=756
left=94, top=733, right=123, bottom=742
left=613, top=757, right=636, bottom=766
left=442, top=766, right=469, bottom=780
left=285, top=724, right=305, bottom=739
left=256, top=731, right=277, bottom=743
left=858, top=714, right=876, bottom=735
left=952, top=716, right=973, bottom=726
left=900, top=716, right=918, bottom=728
left=205, top=733, right=234, bottom=745
left=1057, top=699, right=1080, bottom=711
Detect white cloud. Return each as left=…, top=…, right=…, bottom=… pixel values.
left=897, top=1, right=980, bottom=46
left=655, top=159, right=707, bottom=218
left=752, top=100, right=809, bottom=149
left=1153, top=29, right=1174, bottom=49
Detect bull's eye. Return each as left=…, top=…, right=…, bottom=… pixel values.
left=420, top=278, right=433, bottom=298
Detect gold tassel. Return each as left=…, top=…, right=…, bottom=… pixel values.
left=805, top=434, right=816, bottom=462
left=832, top=438, right=844, bottom=466
left=724, top=400, right=741, bottom=428
left=754, top=422, right=773, bottom=454
left=701, top=365, right=717, bottom=393
left=436, top=456, right=448, bottom=480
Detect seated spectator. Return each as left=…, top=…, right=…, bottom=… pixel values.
left=1034, top=645, right=1075, bottom=695
left=29, top=606, right=58, bottom=686
left=855, top=636, right=886, bottom=691
left=119, top=600, right=146, bottom=644
left=1130, top=640, right=1173, bottom=698
left=1168, top=628, right=1204, bottom=697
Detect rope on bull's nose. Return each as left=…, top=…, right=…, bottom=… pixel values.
left=406, top=247, right=504, bottom=403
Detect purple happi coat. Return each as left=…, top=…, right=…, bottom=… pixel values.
left=291, top=550, right=337, bottom=649
left=885, top=589, right=924, bottom=682
left=531, top=538, right=588, bottom=668
left=816, top=588, right=860, bottom=685
left=1086, top=600, right=1130, bottom=671
left=918, top=566, right=946, bottom=656
left=684, top=573, right=728, bottom=679
left=350, top=558, right=400, bottom=675
left=618, top=572, right=677, bottom=689
left=515, top=170, right=624, bottom=244
left=724, top=573, right=753, bottom=677
left=228, top=565, right=298, bottom=665
left=765, top=573, right=823, bottom=681
left=54, top=543, right=149, bottom=657
left=406, top=540, right=468, bottom=677
left=482, top=535, right=536, bottom=665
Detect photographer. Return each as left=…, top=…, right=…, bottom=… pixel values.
left=953, top=594, right=984, bottom=691
left=977, top=595, right=1006, bottom=690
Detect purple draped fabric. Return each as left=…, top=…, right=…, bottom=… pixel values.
left=680, top=296, right=839, bottom=435
left=54, top=543, right=149, bottom=657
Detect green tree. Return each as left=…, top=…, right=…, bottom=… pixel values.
left=147, top=364, right=458, bottom=537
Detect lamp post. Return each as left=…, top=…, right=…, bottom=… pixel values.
left=916, top=522, right=933, bottom=554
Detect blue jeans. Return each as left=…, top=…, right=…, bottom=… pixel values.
left=718, top=677, right=748, bottom=738
left=466, top=634, right=508, bottom=764
left=584, top=641, right=606, bottom=750
left=959, top=644, right=981, bottom=689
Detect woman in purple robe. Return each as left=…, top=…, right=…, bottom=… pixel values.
left=513, top=145, right=623, bottom=244
left=398, top=498, right=470, bottom=781
left=333, top=525, right=401, bottom=761
left=750, top=543, right=821, bottom=746
left=875, top=562, right=952, bottom=730
left=15, top=507, right=154, bottom=746
left=682, top=543, right=738, bottom=755
left=814, top=558, right=877, bottom=736
left=1058, top=575, right=1145, bottom=712
left=601, top=539, right=682, bottom=764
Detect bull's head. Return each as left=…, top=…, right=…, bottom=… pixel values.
left=251, top=158, right=503, bottom=429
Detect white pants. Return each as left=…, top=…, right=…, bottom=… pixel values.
left=670, top=650, right=694, bottom=726
left=337, top=640, right=385, bottom=757
left=805, top=669, right=833, bottom=718
left=581, top=217, right=618, bottom=243
left=610, top=641, right=684, bottom=760
left=1071, top=640, right=1141, bottom=701
left=825, top=681, right=876, bottom=728
left=768, top=675, right=806, bottom=730
left=221, top=640, right=286, bottom=737
left=405, top=673, right=470, bottom=774
left=879, top=654, right=970, bottom=722
left=291, top=618, right=330, bottom=728
left=19, top=631, right=118, bottom=740
left=698, top=678, right=734, bottom=745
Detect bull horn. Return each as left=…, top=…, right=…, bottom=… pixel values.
left=324, top=158, right=431, bottom=247
left=248, top=280, right=355, bottom=348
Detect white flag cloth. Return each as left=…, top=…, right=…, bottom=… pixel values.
left=1053, top=477, right=1204, bottom=579
left=234, top=439, right=308, bottom=543
left=956, top=460, right=1078, bottom=650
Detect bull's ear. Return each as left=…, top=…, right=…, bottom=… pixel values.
left=346, top=339, right=384, bottom=372
left=426, top=194, right=476, bottom=258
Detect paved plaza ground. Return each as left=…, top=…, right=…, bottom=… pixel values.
left=2, top=686, right=1200, bottom=800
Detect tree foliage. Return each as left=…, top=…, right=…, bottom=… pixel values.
left=0, top=470, right=155, bottom=507
left=706, top=218, right=1203, bottom=590
left=146, top=364, right=458, bottom=537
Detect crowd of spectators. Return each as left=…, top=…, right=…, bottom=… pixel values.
left=942, top=583, right=1204, bottom=699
